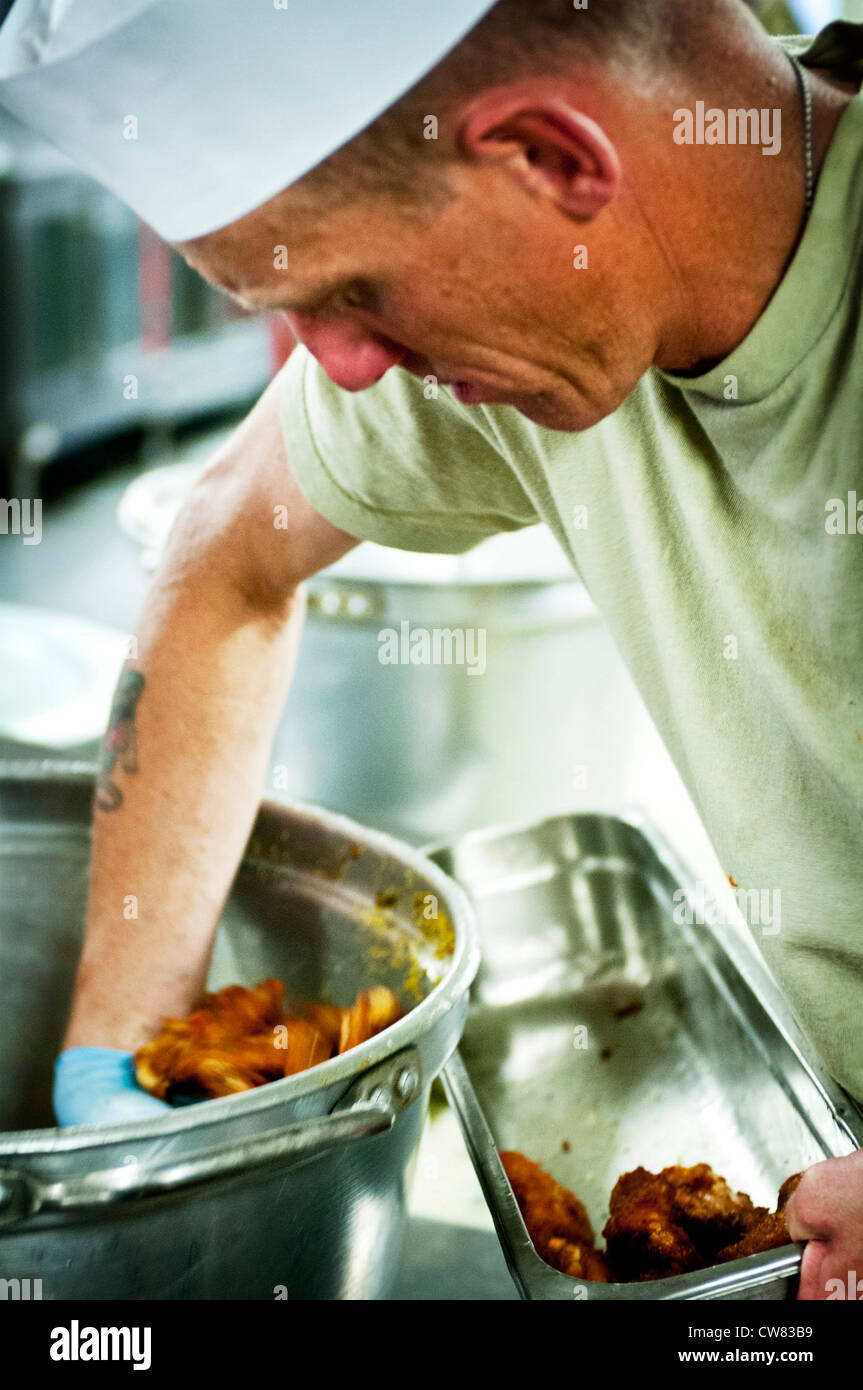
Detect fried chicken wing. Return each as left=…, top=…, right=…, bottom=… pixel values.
left=603, top=1167, right=703, bottom=1281
left=304, top=1002, right=345, bottom=1048
left=501, top=1150, right=595, bottom=1248
left=544, top=1237, right=611, bottom=1283
left=169, top=1034, right=293, bottom=1098
left=275, top=1019, right=334, bottom=1077
left=500, top=1151, right=610, bottom=1282
left=777, top=1172, right=802, bottom=1209
left=135, top=980, right=402, bottom=1101
left=605, top=1164, right=802, bottom=1279
left=659, top=1163, right=756, bottom=1258
left=603, top=1163, right=757, bottom=1280
left=717, top=1172, right=802, bottom=1262
left=193, top=978, right=285, bottom=1036
left=500, top=1151, right=806, bottom=1285
left=337, top=986, right=403, bottom=1053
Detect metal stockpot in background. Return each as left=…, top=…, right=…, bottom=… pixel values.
left=118, top=457, right=651, bottom=843
left=0, top=766, right=479, bottom=1300
left=290, top=551, right=624, bottom=843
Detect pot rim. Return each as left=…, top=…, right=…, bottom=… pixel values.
left=0, top=761, right=481, bottom=1155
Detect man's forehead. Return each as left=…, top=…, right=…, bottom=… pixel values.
left=179, top=182, right=420, bottom=315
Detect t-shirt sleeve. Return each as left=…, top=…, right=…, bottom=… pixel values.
left=279, top=345, right=539, bottom=554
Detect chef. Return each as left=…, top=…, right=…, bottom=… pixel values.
left=1, top=0, right=861, bottom=1302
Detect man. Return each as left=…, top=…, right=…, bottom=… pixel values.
left=1, top=0, right=861, bottom=1300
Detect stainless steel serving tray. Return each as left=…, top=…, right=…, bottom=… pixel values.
left=431, top=812, right=863, bottom=1301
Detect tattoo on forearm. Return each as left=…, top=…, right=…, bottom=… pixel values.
left=95, top=670, right=146, bottom=812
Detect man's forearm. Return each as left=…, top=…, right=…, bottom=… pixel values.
left=63, top=565, right=305, bottom=1052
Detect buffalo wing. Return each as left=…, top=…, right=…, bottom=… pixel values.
left=502, top=1151, right=801, bottom=1284
left=135, top=978, right=402, bottom=1101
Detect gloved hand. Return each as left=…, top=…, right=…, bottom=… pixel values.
left=53, top=1047, right=172, bottom=1127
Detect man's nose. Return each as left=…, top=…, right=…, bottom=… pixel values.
left=286, top=313, right=406, bottom=391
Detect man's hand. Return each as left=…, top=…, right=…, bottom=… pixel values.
left=54, top=1048, right=171, bottom=1127
left=786, top=1151, right=863, bottom=1301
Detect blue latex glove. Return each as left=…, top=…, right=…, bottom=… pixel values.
left=53, top=1047, right=172, bottom=1127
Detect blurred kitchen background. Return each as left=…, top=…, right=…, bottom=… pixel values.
left=0, top=0, right=859, bottom=856
left=0, top=0, right=859, bottom=1299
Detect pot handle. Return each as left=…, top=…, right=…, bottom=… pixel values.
left=0, top=1048, right=422, bottom=1227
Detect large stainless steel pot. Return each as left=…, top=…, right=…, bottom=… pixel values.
left=118, top=455, right=653, bottom=843
left=0, top=764, right=479, bottom=1300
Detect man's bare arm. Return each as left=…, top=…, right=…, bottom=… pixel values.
left=63, top=373, right=358, bottom=1051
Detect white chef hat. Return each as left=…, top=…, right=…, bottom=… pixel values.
left=0, top=0, right=496, bottom=241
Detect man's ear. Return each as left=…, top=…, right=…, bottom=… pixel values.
left=458, top=92, right=622, bottom=219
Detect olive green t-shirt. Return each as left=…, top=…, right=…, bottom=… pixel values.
left=281, top=24, right=863, bottom=1099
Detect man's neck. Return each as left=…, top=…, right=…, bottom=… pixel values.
left=655, top=51, right=857, bottom=376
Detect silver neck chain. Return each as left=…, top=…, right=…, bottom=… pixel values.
left=787, top=52, right=815, bottom=217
